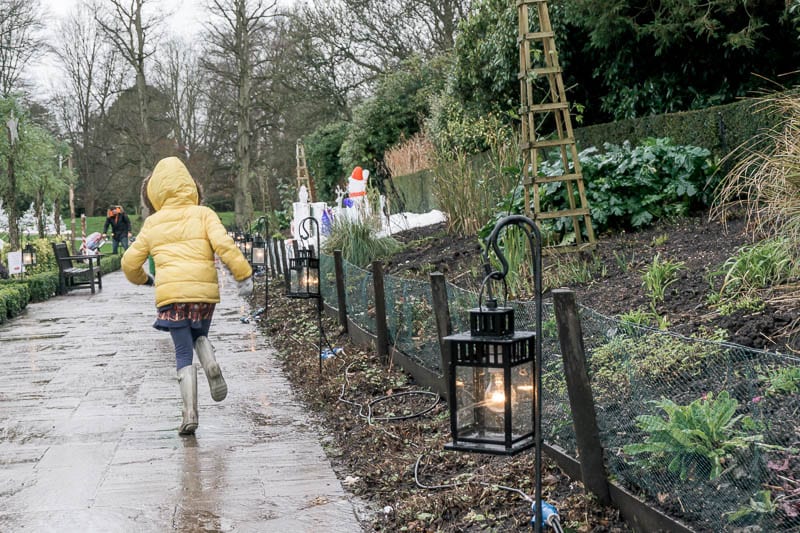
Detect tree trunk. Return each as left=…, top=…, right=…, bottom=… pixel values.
left=35, top=188, right=45, bottom=238
left=6, top=150, right=20, bottom=249
left=134, top=3, right=151, bottom=176
left=234, top=1, right=253, bottom=228
left=54, top=197, right=62, bottom=237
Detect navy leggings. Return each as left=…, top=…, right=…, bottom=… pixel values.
left=170, top=325, right=210, bottom=370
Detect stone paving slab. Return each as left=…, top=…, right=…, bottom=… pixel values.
left=0, top=267, right=364, bottom=532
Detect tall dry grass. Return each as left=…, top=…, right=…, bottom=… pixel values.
left=432, top=131, right=520, bottom=237
left=712, top=90, right=800, bottom=243
left=384, top=133, right=435, bottom=177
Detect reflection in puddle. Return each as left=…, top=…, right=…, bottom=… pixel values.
left=174, top=435, right=228, bottom=532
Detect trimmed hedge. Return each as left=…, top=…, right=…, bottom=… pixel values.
left=0, top=284, right=29, bottom=324
left=100, top=254, right=121, bottom=274
left=574, top=95, right=783, bottom=161
left=0, top=252, right=123, bottom=324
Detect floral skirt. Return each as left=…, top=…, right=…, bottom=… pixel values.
left=153, top=302, right=216, bottom=331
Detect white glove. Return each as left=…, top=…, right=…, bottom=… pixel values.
left=237, top=277, right=253, bottom=298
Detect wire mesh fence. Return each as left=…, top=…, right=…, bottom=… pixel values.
left=319, top=252, right=800, bottom=532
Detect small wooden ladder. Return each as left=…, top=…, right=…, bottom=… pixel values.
left=517, top=0, right=595, bottom=252
left=296, top=139, right=316, bottom=202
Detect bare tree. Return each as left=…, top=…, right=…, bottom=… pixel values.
left=298, top=0, right=471, bottom=95
left=203, top=0, right=277, bottom=228
left=0, top=0, right=45, bottom=96
left=51, top=3, right=123, bottom=217
left=93, top=0, right=163, bottom=177
left=152, top=38, right=207, bottom=162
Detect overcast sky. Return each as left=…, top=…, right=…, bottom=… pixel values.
left=40, top=0, right=205, bottom=36
left=32, top=0, right=205, bottom=94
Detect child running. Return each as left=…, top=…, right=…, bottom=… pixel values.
left=122, top=156, right=253, bottom=436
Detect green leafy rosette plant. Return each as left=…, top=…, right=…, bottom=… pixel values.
left=624, top=391, right=762, bottom=481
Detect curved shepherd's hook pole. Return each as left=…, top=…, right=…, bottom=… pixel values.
left=299, top=215, right=320, bottom=257
left=254, top=216, right=268, bottom=319
left=299, top=215, right=330, bottom=375
left=484, top=214, right=544, bottom=533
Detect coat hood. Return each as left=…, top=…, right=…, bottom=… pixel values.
left=147, top=157, right=199, bottom=211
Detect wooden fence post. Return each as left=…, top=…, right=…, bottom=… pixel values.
left=268, top=238, right=277, bottom=277
left=430, top=272, right=452, bottom=378
left=552, top=288, right=611, bottom=506
left=334, top=250, right=348, bottom=332
left=281, top=240, right=290, bottom=286
left=372, top=260, right=389, bottom=364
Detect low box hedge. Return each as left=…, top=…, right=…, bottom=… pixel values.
left=0, top=253, right=122, bottom=324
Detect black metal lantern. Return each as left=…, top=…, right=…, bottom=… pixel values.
left=287, top=248, right=320, bottom=298
left=286, top=216, right=320, bottom=299
left=251, top=233, right=266, bottom=267
left=444, top=292, right=536, bottom=455
left=242, top=233, right=253, bottom=258
left=22, top=243, right=37, bottom=269
left=442, top=215, right=545, bottom=528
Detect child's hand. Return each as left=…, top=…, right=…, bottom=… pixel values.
left=237, top=277, right=253, bottom=297
left=145, top=274, right=155, bottom=286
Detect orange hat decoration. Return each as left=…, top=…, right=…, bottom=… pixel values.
left=351, top=166, right=363, bottom=181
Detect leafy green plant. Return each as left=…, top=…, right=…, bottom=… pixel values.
left=727, top=490, right=777, bottom=523
left=761, top=366, right=800, bottom=397
left=651, top=233, right=669, bottom=247
left=618, top=308, right=669, bottom=331
left=624, top=391, right=761, bottom=480
left=641, top=254, right=685, bottom=308
left=590, top=331, right=722, bottom=400
left=322, top=216, right=402, bottom=269
left=713, top=238, right=797, bottom=300
left=715, top=294, right=765, bottom=316
left=435, top=127, right=519, bottom=238
left=540, top=138, right=717, bottom=236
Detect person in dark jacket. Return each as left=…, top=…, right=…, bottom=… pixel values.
left=103, top=205, right=131, bottom=254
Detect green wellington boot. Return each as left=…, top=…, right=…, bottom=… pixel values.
left=194, top=336, right=228, bottom=402
left=177, top=365, right=198, bottom=435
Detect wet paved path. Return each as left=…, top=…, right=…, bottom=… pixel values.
left=0, top=268, right=363, bottom=532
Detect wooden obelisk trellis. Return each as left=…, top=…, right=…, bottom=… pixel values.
left=296, top=139, right=316, bottom=201
left=518, top=0, right=595, bottom=252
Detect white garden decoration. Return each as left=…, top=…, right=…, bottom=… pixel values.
left=290, top=166, right=445, bottom=250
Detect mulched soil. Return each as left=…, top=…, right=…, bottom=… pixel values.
left=250, top=211, right=799, bottom=532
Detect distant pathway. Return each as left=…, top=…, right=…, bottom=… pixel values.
left=0, top=268, right=363, bottom=532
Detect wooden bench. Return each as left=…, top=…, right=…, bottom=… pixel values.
left=51, top=242, right=103, bottom=295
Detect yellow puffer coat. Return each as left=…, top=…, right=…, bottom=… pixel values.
left=122, top=157, right=252, bottom=308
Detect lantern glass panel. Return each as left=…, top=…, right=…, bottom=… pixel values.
left=22, top=245, right=36, bottom=266
left=289, top=259, right=302, bottom=295
left=252, top=246, right=266, bottom=266
left=445, top=331, right=535, bottom=455
left=511, top=362, right=534, bottom=436
left=304, top=258, right=320, bottom=295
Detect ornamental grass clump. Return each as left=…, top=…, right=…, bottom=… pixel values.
left=322, top=216, right=402, bottom=269
left=713, top=237, right=798, bottom=300
left=713, top=90, right=800, bottom=245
